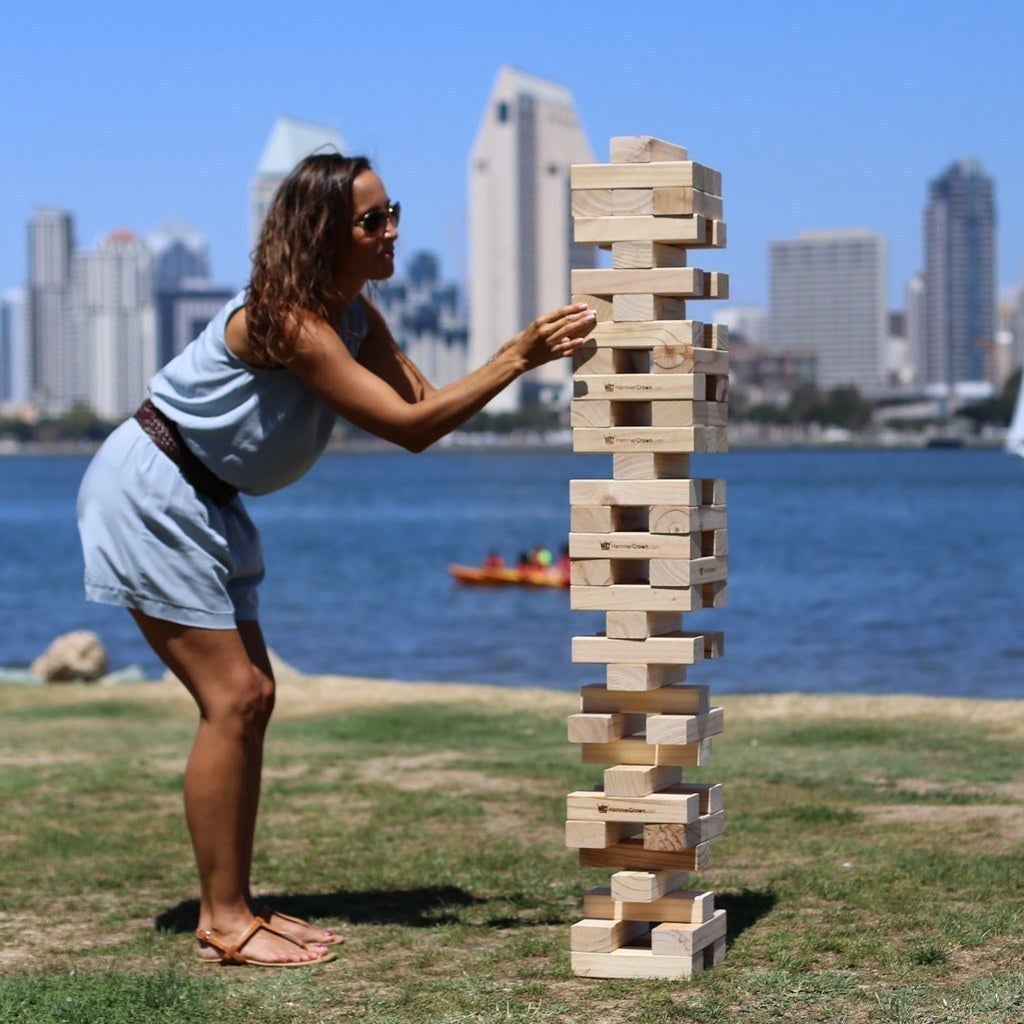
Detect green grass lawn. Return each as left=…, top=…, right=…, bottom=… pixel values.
left=1, top=676, right=1022, bottom=1023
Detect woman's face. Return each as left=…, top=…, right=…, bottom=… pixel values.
left=339, top=169, right=398, bottom=294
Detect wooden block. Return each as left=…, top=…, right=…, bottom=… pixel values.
left=583, top=737, right=711, bottom=768
left=573, top=373, right=704, bottom=403
left=573, top=632, right=706, bottom=665
left=567, top=505, right=649, bottom=534
left=569, top=399, right=612, bottom=428
left=575, top=214, right=707, bottom=246
left=571, top=188, right=614, bottom=218
left=571, top=267, right=702, bottom=298
left=605, top=610, right=682, bottom=639
left=710, top=528, right=728, bottom=556
left=583, top=837, right=711, bottom=873
left=649, top=401, right=728, bottom=428
left=590, top=319, right=704, bottom=348
left=612, top=453, right=692, bottom=480
left=567, top=712, right=644, bottom=744
left=648, top=505, right=727, bottom=534
left=566, top=787, right=700, bottom=824
left=610, top=136, right=689, bottom=163
left=643, top=811, right=726, bottom=851
left=606, top=663, right=688, bottom=690
left=611, top=869, right=689, bottom=902
left=571, top=162, right=720, bottom=193
left=701, top=271, right=729, bottom=300
left=652, top=187, right=724, bottom=219
left=648, top=556, right=727, bottom=587
left=565, top=819, right=641, bottom=849
left=613, top=294, right=686, bottom=322
left=570, top=530, right=706, bottom=561
left=571, top=584, right=704, bottom=613
left=673, top=782, right=725, bottom=814
left=571, top=478, right=705, bottom=506
left=570, top=918, right=651, bottom=954
left=652, top=346, right=729, bottom=375
left=571, top=946, right=703, bottom=980
left=572, top=343, right=615, bottom=375
left=583, top=885, right=715, bottom=924
left=705, top=323, right=728, bottom=350
left=573, top=426, right=727, bottom=454
left=703, top=579, right=728, bottom=608
left=651, top=910, right=727, bottom=956
left=571, top=292, right=614, bottom=322
left=646, top=708, right=724, bottom=745
left=581, top=683, right=710, bottom=715
left=612, top=241, right=688, bottom=269
left=604, top=764, right=683, bottom=797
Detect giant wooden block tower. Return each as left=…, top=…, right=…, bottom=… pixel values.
left=565, top=136, right=729, bottom=980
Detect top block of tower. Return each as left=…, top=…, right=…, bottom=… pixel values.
left=610, top=137, right=689, bottom=163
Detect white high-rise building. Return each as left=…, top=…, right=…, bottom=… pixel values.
left=770, top=229, right=888, bottom=395
left=71, top=230, right=157, bottom=420
left=27, top=207, right=77, bottom=413
left=468, top=67, right=596, bottom=411
left=251, top=117, right=346, bottom=245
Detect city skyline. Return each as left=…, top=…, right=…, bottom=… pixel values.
left=3, top=0, right=1022, bottom=315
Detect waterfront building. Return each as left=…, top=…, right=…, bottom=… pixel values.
left=0, top=288, right=28, bottom=407
left=148, top=220, right=232, bottom=366
left=922, top=158, right=997, bottom=390
left=27, top=207, right=78, bottom=413
left=70, top=230, right=157, bottom=420
left=770, top=229, right=888, bottom=395
left=468, top=66, right=596, bottom=411
left=374, top=251, right=468, bottom=389
left=251, top=116, right=346, bottom=244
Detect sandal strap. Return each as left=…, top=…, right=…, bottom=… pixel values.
left=196, top=916, right=306, bottom=965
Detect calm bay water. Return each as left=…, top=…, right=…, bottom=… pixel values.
left=1, top=447, right=1022, bottom=698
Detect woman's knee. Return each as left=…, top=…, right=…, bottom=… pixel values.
left=206, top=664, right=275, bottom=732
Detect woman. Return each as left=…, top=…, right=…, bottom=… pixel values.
left=77, top=153, right=596, bottom=967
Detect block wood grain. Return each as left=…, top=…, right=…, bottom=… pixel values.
left=647, top=505, right=727, bottom=534
left=610, top=868, right=689, bottom=902
left=612, top=294, right=687, bottom=322
left=604, top=610, right=683, bottom=640
left=603, top=763, right=683, bottom=798
left=582, top=837, right=712, bottom=873
left=570, top=946, right=706, bottom=980
left=611, top=452, right=693, bottom=479
left=612, top=240, right=689, bottom=269
left=580, top=683, right=710, bottom=716
left=571, top=478, right=722, bottom=506
left=569, top=917, right=651, bottom=954
left=590, top=319, right=706, bottom=348
left=567, top=711, right=645, bottom=744
left=572, top=426, right=728, bottom=454
left=566, top=787, right=700, bottom=824
left=582, top=885, right=715, bottom=924
left=565, top=819, right=642, bottom=850
left=606, top=663, right=688, bottom=690
left=574, top=186, right=724, bottom=220
left=569, top=504, right=650, bottom=533
left=571, top=161, right=721, bottom=194
left=651, top=910, right=727, bottom=956
left=610, top=135, right=689, bottom=163
left=643, top=811, right=726, bottom=851
left=574, top=214, right=725, bottom=247
left=571, top=267, right=703, bottom=297
left=570, top=583, right=705, bottom=613
left=570, top=530, right=715, bottom=560
left=572, top=632, right=708, bottom=666
left=645, top=707, right=725, bottom=745
left=581, top=737, right=712, bottom=768
left=573, top=374, right=706, bottom=402
left=648, top=556, right=727, bottom=587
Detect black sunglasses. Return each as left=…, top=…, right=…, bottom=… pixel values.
left=353, top=202, right=401, bottom=234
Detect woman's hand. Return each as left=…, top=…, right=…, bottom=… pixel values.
left=502, top=303, right=598, bottom=370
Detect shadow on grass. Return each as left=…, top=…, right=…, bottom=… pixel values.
left=155, top=886, right=495, bottom=933
left=717, top=888, right=777, bottom=942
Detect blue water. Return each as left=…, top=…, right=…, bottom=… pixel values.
left=1, top=447, right=1022, bottom=698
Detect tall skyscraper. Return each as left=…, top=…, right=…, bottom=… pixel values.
left=770, top=229, right=888, bottom=395
left=250, top=117, right=346, bottom=245
left=0, top=288, right=28, bottom=406
left=922, top=158, right=997, bottom=390
left=468, top=66, right=596, bottom=411
left=70, top=230, right=156, bottom=420
left=27, top=207, right=77, bottom=412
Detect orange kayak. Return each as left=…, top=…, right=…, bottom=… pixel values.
left=448, top=564, right=568, bottom=588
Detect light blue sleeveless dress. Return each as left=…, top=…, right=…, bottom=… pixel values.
left=77, top=292, right=369, bottom=629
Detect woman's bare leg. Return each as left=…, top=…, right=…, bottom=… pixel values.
left=131, top=610, right=325, bottom=964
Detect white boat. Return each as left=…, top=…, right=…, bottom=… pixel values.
left=1006, top=375, right=1024, bottom=458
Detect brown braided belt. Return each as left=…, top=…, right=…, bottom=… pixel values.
left=133, top=398, right=239, bottom=506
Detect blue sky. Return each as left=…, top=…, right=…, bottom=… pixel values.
left=3, top=0, right=1020, bottom=311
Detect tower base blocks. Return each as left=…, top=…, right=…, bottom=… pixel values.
left=566, top=136, right=729, bottom=980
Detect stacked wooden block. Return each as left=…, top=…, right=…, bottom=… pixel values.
left=565, top=136, right=729, bottom=980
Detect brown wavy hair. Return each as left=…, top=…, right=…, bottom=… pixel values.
left=247, top=152, right=371, bottom=366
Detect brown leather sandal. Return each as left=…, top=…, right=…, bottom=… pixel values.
left=258, top=905, right=345, bottom=946
left=195, top=917, right=336, bottom=967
